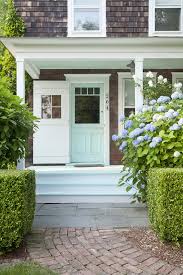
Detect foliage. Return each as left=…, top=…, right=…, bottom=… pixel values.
left=142, top=72, right=172, bottom=101
left=0, top=0, right=7, bottom=35
left=147, top=168, right=183, bottom=243
left=0, top=262, right=56, bottom=275
left=1, top=0, right=25, bottom=37
left=0, top=170, right=35, bottom=253
left=0, top=78, right=37, bottom=169
left=113, top=74, right=183, bottom=203
left=0, top=0, right=32, bottom=95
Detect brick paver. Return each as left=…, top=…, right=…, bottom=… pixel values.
left=26, top=228, right=183, bottom=275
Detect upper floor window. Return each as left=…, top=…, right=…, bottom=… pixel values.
left=68, top=0, right=106, bottom=37
left=149, top=0, right=183, bottom=36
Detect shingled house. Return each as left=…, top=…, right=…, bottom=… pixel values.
left=1, top=0, right=183, bottom=202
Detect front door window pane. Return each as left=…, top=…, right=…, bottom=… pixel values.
left=155, top=8, right=181, bottom=31
left=74, top=9, right=100, bottom=31
left=52, top=95, right=61, bottom=106
left=75, top=96, right=100, bottom=124
left=52, top=107, right=61, bottom=119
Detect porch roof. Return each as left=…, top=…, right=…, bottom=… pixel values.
left=1, top=37, right=183, bottom=79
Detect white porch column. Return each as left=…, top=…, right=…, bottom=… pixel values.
left=135, top=58, right=144, bottom=113
left=16, top=58, right=25, bottom=170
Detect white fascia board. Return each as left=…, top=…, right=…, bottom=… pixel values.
left=1, top=37, right=183, bottom=60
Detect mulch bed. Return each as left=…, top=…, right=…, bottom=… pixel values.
left=123, top=227, right=183, bottom=267
left=0, top=241, right=28, bottom=264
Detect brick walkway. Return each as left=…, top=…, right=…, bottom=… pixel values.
left=26, top=228, right=183, bottom=275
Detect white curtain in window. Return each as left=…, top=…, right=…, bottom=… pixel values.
left=156, top=0, right=181, bottom=6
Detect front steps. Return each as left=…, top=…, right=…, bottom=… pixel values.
left=29, top=166, right=135, bottom=203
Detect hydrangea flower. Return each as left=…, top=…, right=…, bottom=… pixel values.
left=112, top=134, right=119, bottom=141
left=174, top=82, right=182, bottom=91
left=148, top=80, right=154, bottom=87
left=157, top=96, right=171, bottom=104
left=144, top=123, right=156, bottom=132
left=119, top=114, right=125, bottom=121
left=119, top=141, right=127, bottom=151
left=164, top=109, right=178, bottom=119
left=137, top=136, right=144, bottom=143
left=152, top=137, right=162, bottom=143
left=153, top=114, right=164, bottom=122
left=149, top=99, right=156, bottom=105
left=146, top=71, right=154, bottom=78
left=132, top=140, right=140, bottom=147
left=157, top=106, right=166, bottom=112
left=163, top=78, right=168, bottom=83
left=121, top=129, right=128, bottom=138
left=169, top=124, right=181, bottom=131
left=142, top=105, right=153, bottom=113
left=157, top=75, right=164, bottom=83
left=171, top=91, right=183, bottom=100
left=139, top=123, right=145, bottom=128
left=178, top=118, right=183, bottom=126
left=129, top=128, right=144, bottom=139
left=144, top=134, right=151, bottom=141
left=129, top=113, right=135, bottom=118
left=125, top=120, right=133, bottom=129
left=174, top=151, right=181, bottom=158
left=149, top=142, right=157, bottom=148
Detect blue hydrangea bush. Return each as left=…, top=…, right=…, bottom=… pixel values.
left=113, top=73, right=183, bottom=203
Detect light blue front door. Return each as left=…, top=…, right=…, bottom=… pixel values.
left=71, top=83, right=104, bottom=164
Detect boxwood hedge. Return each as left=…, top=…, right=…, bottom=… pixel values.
left=0, top=170, right=35, bottom=252
left=147, top=168, right=183, bottom=243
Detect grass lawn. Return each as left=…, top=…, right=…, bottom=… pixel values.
left=0, top=262, right=56, bottom=275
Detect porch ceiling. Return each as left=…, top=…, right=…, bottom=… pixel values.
left=31, top=58, right=183, bottom=70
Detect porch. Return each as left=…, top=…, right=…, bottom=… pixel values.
left=2, top=37, right=183, bottom=203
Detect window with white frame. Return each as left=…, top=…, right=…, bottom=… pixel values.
left=41, top=95, right=62, bottom=119
left=68, top=0, right=106, bottom=37
left=172, top=72, right=183, bottom=86
left=149, top=0, right=183, bottom=36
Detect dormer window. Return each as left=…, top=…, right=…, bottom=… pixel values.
left=68, top=0, right=106, bottom=37
left=149, top=0, right=183, bottom=36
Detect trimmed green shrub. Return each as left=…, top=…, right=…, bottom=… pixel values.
left=147, top=168, right=183, bottom=243
left=0, top=170, right=35, bottom=253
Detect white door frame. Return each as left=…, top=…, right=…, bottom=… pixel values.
left=65, top=74, right=111, bottom=166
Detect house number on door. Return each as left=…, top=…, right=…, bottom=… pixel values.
left=106, top=95, right=109, bottom=110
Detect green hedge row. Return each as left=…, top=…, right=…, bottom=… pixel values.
left=0, top=170, right=35, bottom=252
left=147, top=168, right=183, bottom=243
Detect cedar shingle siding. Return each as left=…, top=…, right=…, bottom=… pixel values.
left=106, top=0, right=148, bottom=37
left=14, top=0, right=68, bottom=37
left=14, top=0, right=149, bottom=37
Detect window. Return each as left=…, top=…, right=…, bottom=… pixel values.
left=74, top=87, right=100, bottom=124
left=41, top=95, right=61, bottom=119
left=118, top=73, right=135, bottom=134
left=68, top=0, right=106, bottom=37
left=149, top=0, right=183, bottom=36
left=123, top=79, right=135, bottom=117
left=172, top=72, right=183, bottom=87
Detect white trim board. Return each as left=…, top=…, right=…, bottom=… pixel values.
left=65, top=74, right=110, bottom=166
left=67, top=0, right=106, bottom=38
left=149, top=0, right=183, bottom=37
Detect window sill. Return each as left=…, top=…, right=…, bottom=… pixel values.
left=149, top=31, right=183, bottom=37
left=67, top=31, right=106, bottom=38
